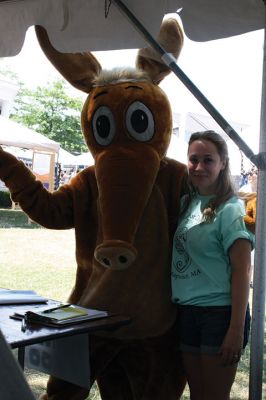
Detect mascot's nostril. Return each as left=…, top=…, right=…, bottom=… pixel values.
left=95, top=241, right=137, bottom=269
left=119, top=255, right=128, bottom=264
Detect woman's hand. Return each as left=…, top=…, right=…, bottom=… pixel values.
left=219, top=326, right=243, bottom=365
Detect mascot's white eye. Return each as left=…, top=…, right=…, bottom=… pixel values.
left=126, top=101, right=155, bottom=142
left=92, top=106, right=116, bottom=146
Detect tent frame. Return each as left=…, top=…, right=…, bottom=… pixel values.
left=111, top=1, right=266, bottom=399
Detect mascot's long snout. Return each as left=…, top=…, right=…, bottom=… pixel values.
left=94, top=144, right=161, bottom=270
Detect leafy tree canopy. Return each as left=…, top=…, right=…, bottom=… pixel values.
left=10, top=79, right=87, bottom=154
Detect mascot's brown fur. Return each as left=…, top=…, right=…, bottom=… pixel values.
left=0, top=19, right=187, bottom=399
left=240, top=192, right=257, bottom=234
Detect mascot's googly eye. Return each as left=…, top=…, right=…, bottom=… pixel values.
left=92, top=106, right=116, bottom=146
left=126, top=101, right=155, bottom=142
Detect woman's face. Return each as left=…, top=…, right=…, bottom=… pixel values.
left=188, top=139, right=226, bottom=195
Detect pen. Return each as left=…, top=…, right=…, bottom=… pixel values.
left=42, top=303, right=71, bottom=313
left=21, top=316, right=27, bottom=332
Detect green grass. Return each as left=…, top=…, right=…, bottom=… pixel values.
left=1, top=209, right=265, bottom=399
left=0, top=227, right=76, bottom=301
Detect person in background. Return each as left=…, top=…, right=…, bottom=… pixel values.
left=171, top=130, right=254, bottom=400
left=59, top=169, right=67, bottom=186
left=54, top=163, right=61, bottom=189
left=239, top=168, right=258, bottom=193
left=239, top=167, right=257, bottom=234
left=239, top=167, right=257, bottom=285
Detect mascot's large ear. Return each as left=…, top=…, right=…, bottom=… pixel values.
left=35, top=25, right=102, bottom=93
left=136, top=18, right=184, bottom=85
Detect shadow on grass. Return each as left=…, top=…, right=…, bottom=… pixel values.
left=0, top=208, right=41, bottom=229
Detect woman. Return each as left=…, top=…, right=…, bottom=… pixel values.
left=171, top=130, right=254, bottom=400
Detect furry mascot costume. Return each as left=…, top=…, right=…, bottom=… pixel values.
left=0, top=19, right=187, bottom=400
left=242, top=192, right=256, bottom=234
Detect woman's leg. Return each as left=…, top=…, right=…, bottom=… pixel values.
left=182, top=353, right=203, bottom=400
left=182, top=352, right=238, bottom=400
left=201, top=354, right=237, bottom=400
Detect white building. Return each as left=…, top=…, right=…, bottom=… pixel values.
left=170, top=111, right=254, bottom=182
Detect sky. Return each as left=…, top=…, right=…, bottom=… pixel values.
left=1, top=23, right=264, bottom=157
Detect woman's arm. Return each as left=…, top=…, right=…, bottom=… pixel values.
left=220, top=238, right=252, bottom=365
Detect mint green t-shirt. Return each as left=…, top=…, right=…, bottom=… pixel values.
left=171, top=194, right=254, bottom=306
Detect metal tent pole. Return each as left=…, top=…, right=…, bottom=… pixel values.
left=249, top=7, right=266, bottom=399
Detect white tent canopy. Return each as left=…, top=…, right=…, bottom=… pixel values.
left=175, top=0, right=264, bottom=41
left=0, top=0, right=263, bottom=56
left=0, top=115, right=60, bottom=153
left=58, top=149, right=94, bottom=167
left=58, top=148, right=77, bottom=165
left=0, top=0, right=180, bottom=56
left=74, top=152, right=94, bottom=167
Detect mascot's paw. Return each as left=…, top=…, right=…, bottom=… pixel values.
left=244, top=215, right=256, bottom=234
left=243, top=194, right=256, bottom=234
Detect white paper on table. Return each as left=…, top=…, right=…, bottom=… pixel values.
left=0, top=289, right=47, bottom=304
left=24, top=333, right=90, bottom=388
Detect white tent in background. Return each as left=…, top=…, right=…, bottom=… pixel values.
left=166, top=133, right=187, bottom=164
left=58, top=148, right=78, bottom=166
left=74, top=152, right=94, bottom=167
left=58, top=149, right=94, bottom=167
left=0, top=115, right=60, bottom=152
left=0, top=115, right=60, bottom=191
left=170, top=112, right=252, bottom=177
left=2, top=146, right=32, bottom=161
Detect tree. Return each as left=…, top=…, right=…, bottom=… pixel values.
left=10, top=79, right=87, bottom=154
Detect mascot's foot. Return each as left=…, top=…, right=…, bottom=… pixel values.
left=37, top=372, right=91, bottom=400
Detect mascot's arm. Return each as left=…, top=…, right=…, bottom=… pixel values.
left=244, top=195, right=256, bottom=234
left=0, top=147, right=74, bottom=229
left=157, top=158, right=188, bottom=237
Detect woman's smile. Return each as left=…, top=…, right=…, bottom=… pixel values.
left=188, top=139, right=226, bottom=195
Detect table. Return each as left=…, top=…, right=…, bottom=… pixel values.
left=0, top=302, right=130, bottom=368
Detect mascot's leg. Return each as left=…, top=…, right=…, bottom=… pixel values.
left=97, top=323, right=186, bottom=400
left=96, top=343, right=150, bottom=400
left=39, top=377, right=90, bottom=400
left=96, top=359, right=133, bottom=400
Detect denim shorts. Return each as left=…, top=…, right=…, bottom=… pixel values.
left=177, top=304, right=251, bottom=354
